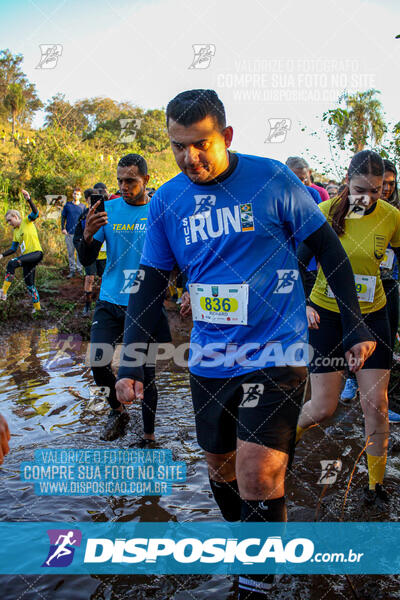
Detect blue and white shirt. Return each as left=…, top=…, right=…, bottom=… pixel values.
left=141, top=153, right=326, bottom=378
left=94, top=197, right=148, bottom=306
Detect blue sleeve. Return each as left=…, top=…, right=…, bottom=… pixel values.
left=141, top=192, right=176, bottom=271
left=307, top=186, right=322, bottom=205
left=93, top=227, right=105, bottom=244
left=2, top=241, right=19, bottom=257
left=28, top=211, right=39, bottom=221
left=278, top=166, right=327, bottom=243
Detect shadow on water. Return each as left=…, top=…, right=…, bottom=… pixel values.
left=0, top=328, right=399, bottom=599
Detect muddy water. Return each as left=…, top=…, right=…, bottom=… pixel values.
left=0, top=328, right=399, bottom=599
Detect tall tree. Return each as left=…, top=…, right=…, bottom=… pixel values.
left=0, top=49, right=42, bottom=125
left=45, top=93, right=89, bottom=133
left=323, top=89, right=386, bottom=152
left=3, top=83, right=26, bottom=133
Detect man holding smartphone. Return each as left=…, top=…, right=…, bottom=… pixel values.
left=77, top=154, right=171, bottom=442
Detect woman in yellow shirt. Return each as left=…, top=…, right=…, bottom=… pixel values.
left=0, top=190, right=43, bottom=313
left=296, top=150, right=400, bottom=505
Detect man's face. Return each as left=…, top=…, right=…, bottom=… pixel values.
left=382, top=171, right=396, bottom=200
left=168, top=116, right=233, bottom=183
left=291, top=167, right=310, bottom=186
left=348, top=174, right=383, bottom=205
left=6, top=214, right=21, bottom=228
left=72, top=190, right=81, bottom=202
left=117, top=165, right=149, bottom=205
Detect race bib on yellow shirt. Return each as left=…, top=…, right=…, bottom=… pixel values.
left=189, top=283, right=249, bottom=325
left=100, top=242, right=106, bottom=252
left=380, top=248, right=394, bottom=270
left=20, top=241, right=26, bottom=254
left=326, top=274, right=376, bottom=303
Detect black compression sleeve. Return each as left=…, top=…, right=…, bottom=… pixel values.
left=77, top=237, right=102, bottom=266
left=2, top=242, right=19, bottom=257
left=298, top=222, right=373, bottom=352
left=26, top=195, right=38, bottom=216
left=117, top=265, right=171, bottom=382
left=393, top=246, right=400, bottom=263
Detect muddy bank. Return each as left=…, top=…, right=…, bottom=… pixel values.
left=0, top=270, right=192, bottom=341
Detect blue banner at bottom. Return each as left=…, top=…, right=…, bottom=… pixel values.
left=0, top=522, right=398, bottom=575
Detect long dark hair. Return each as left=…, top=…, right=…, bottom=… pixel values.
left=330, top=150, right=384, bottom=236
left=383, top=159, right=399, bottom=208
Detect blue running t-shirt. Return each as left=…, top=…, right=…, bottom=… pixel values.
left=141, top=154, right=326, bottom=378
left=94, top=196, right=148, bottom=306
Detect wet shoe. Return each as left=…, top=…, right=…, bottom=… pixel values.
left=82, top=305, right=91, bottom=316
left=340, top=378, right=358, bottom=402
left=139, top=438, right=157, bottom=448
left=0, top=290, right=7, bottom=301
left=100, top=409, right=130, bottom=441
left=388, top=409, right=400, bottom=423
left=363, top=483, right=389, bottom=507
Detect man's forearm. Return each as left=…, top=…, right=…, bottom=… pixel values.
left=77, top=237, right=102, bottom=266
left=117, top=265, right=171, bottom=381
left=301, top=222, right=373, bottom=351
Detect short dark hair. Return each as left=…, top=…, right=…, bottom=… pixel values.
left=84, top=188, right=94, bottom=200
left=93, top=182, right=107, bottom=190
left=166, top=89, right=226, bottom=130
left=117, top=153, right=148, bottom=176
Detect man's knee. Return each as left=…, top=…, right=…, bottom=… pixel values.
left=206, top=451, right=236, bottom=482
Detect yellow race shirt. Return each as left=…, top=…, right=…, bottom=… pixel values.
left=310, top=198, right=400, bottom=313
left=13, top=216, right=42, bottom=255
left=98, top=241, right=107, bottom=261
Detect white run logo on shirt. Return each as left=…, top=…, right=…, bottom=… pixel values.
left=121, top=269, right=145, bottom=294
left=239, top=383, right=264, bottom=408
left=182, top=195, right=255, bottom=245
left=273, top=269, right=299, bottom=294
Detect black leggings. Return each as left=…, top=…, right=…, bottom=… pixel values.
left=90, top=300, right=158, bottom=434
left=5, top=251, right=43, bottom=302
left=382, top=277, right=399, bottom=355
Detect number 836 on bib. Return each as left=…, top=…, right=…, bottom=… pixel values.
left=189, top=283, right=249, bottom=325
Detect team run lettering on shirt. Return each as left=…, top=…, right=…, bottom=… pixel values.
left=112, top=222, right=146, bottom=231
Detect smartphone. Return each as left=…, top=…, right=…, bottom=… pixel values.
left=90, top=193, right=105, bottom=213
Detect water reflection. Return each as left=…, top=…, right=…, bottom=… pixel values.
left=0, top=328, right=399, bottom=599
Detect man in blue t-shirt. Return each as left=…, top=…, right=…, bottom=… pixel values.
left=114, top=90, right=374, bottom=600
left=61, top=188, right=85, bottom=277
left=77, top=154, right=170, bottom=442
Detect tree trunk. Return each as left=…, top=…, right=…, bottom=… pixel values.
left=12, top=110, right=16, bottom=135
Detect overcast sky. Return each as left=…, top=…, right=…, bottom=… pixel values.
left=1, top=0, right=399, bottom=177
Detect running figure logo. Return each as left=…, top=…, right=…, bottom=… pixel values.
left=239, top=383, right=264, bottom=408
left=346, top=195, right=370, bottom=219
left=264, top=119, right=291, bottom=143
left=42, top=529, right=82, bottom=567
left=118, top=118, right=142, bottom=143
left=273, top=269, right=299, bottom=294
left=188, top=44, right=216, bottom=69
left=36, top=45, right=63, bottom=69
left=193, top=194, right=217, bottom=215
left=45, top=334, right=82, bottom=369
left=317, top=460, right=342, bottom=485
left=121, top=269, right=145, bottom=293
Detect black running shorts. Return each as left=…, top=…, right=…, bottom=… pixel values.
left=308, top=302, right=391, bottom=373
left=190, top=366, right=307, bottom=454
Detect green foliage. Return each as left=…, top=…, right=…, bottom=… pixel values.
left=3, top=83, right=26, bottom=133
left=322, top=89, right=386, bottom=153
left=0, top=49, right=42, bottom=126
